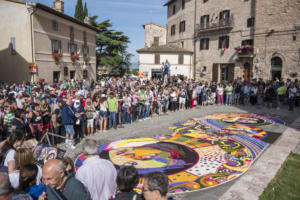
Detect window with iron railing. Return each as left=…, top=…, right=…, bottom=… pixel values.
left=219, top=10, right=230, bottom=26
left=82, top=45, right=89, bottom=56
left=200, top=15, right=209, bottom=29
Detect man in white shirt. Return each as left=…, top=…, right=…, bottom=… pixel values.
left=288, top=83, right=297, bottom=111
left=76, top=139, right=117, bottom=200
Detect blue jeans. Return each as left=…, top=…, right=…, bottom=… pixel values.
left=226, top=94, right=232, bottom=105
left=108, top=112, right=117, bottom=129
left=122, top=107, right=131, bottom=124
left=144, top=104, right=151, bottom=118
left=138, top=104, right=146, bottom=119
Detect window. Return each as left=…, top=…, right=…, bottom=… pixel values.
left=200, top=38, right=209, bottom=50
left=171, top=25, right=176, bottom=36
left=200, top=15, right=209, bottom=28
left=70, top=26, right=74, bottom=35
left=83, top=70, right=88, bottom=79
left=178, top=54, right=184, bottom=64
left=68, top=43, right=77, bottom=54
left=181, top=41, right=184, bottom=48
left=293, top=35, right=297, bottom=41
left=82, top=45, right=89, bottom=56
left=219, top=10, right=230, bottom=26
left=219, top=36, right=229, bottom=49
left=153, top=37, right=159, bottom=46
left=10, top=37, right=16, bottom=55
left=179, top=21, right=186, bottom=33
left=70, top=71, right=75, bottom=79
left=52, top=20, right=58, bottom=31
left=241, top=39, right=253, bottom=46
left=172, top=5, right=176, bottom=14
left=182, top=0, right=185, bottom=9
left=51, top=39, right=62, bottom=53
left=247, top=18, right=255, bottom=27
left=154, top=54, right=160, bottom=64
left=203, top=0, right=208, bottom=2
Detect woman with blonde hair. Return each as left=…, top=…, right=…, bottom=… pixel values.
left=85, top=98, right=95, bottom=136
left=9, top=148, right=42, bottom=189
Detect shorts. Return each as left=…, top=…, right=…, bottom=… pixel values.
left=99, top=111, right=107, bottom=118
left=87, top=119, right=94, bottom=128
left=202, top=95, right=207, bottom=101
left=244, top=94, right=250, bottom=100
left=64, top=125, right=75, bottom=136
left=234, top=93, right=240, bottom=99
left=179, top=97, right=186, bottom=104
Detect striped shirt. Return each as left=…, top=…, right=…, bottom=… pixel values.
left=4, top=112, right=15, bottom=133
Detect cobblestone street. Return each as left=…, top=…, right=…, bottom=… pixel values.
left=64, top=104, right=300, bottom=200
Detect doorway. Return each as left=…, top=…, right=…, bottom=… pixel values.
left=70, top=71, right=75, bottom=80
left=243, top=63, right=251, bottom=81
left=271, top=57, right=282, bottom=80
left=53, top=71, right=60, bottom=83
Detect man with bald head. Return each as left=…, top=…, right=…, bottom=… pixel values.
left=76, top=139, right=117, bottom=200
left=39, top=159, right=90, bottom=200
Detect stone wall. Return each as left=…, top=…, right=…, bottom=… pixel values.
left=144, top=23, right=167, bottom=48
left=254, top=0, right=300, bottom=81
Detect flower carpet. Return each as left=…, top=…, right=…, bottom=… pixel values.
left=75, top=113, right=284, bottom=194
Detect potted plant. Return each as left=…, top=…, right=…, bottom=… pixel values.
left=70, top=52, right=80, bottom=64
left=52, top=50, right=62, bottom=64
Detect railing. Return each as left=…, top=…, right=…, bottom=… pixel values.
left=198, top=17, right=234, bottom=33
left=235, top=46, right=254, bottom=58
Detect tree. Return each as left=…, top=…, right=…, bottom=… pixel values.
left=83, top=1, right=88, bottom=18
left=74, top=0, right=84, bottom=21
left=94, top=20, right=131, bottom=76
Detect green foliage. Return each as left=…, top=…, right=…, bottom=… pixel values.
left=74, top=0, right=84, bottom=21
left=259, top=152, right=300, bottom=200
left=131, top=69, right=139, bottom=76
left=83, top=1, right=88, bottom=18
left=93, top=20, right=131, bottom=76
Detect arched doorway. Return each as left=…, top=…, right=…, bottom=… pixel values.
left=243, top=62, right=251, bottom=81
left=271, top=57, right=282, bottom=80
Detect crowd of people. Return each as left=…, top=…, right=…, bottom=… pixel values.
left=0, top=77, right=299, bottom=149
left=0, top=76, right=299, bottom=199
left=0, top=137, right=170, bottom=200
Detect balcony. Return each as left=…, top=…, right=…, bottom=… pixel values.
left=198, top=18, right=234, bottom=34
left=235, top=46, right=254, bottom=58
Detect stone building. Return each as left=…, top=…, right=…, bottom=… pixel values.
left=137, top=44, right=193, bottom=79
left=137, top=22, right=193, bottom=79
left=164, top=0, right=300, bottom=82
left=253, top=0, right=300, bottom=80
left=0, top=0, right=98, bottom=84
left=143, top=22, right=167, bottom=48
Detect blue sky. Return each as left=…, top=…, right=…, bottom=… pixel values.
left=25, top=0, right=167, bottom=63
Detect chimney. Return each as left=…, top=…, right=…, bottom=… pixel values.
left=53, top=0, right=64, bottom=13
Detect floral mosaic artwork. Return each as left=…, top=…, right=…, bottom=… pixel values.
left=75, top=113, right=284, bottom=194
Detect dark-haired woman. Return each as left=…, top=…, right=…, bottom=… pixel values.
left=11, top=109, right=27, bottom=137
left=114, top=166, right=143, bottom=200
left=27, top=103, right=43, bottom=141
left=19, top=164, right=46, bottom=200
left=0, top=130, right=24, bottom=173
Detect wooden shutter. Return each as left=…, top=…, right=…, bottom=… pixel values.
left=226, top=36, right=229, bottom=48
left=155, top=54, right=160, bottom=64
left=212, top=64, right=218, bottom=82
left=179, top=54, right=184, bottom=64
left=206, top=38, right=209, bottom=50
left=219, top=37, right=222, bottom=49
left=153, top=37, right=159, bottom=46
left=228, top=64, right=235, bottom=82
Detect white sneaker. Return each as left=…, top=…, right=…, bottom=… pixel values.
left=65, top=139, right=69, bottom=144
left=69, top=144, right=76, bottom=149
